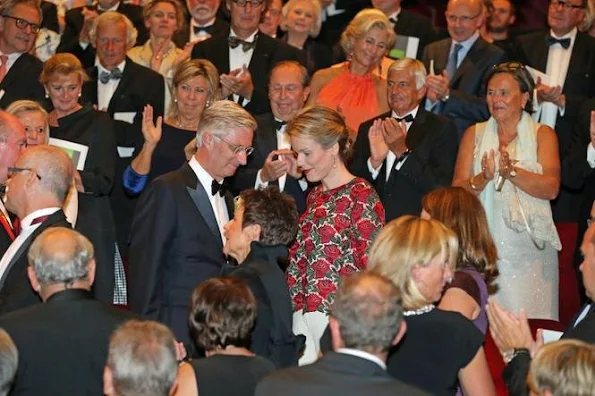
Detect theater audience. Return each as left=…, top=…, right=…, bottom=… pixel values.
left=259, top=0, right=282, bottom=38
left=351, top=58, right=458, bottom=222
left=223, top=187, right=302, bottom=368
left=123, top=59, right=220, bottom=195
left=453, top=62, right=561, bottom=320
left=42, top=53, right=120, bottom=307
left=256, top=272, right=428, bottom=396
left=280, top=0, right=332, bottom=76
left=5, top=100, right=48, bottom=146
left=104, top=320, right=178, bottom=396
left=0, top=329, right=17, bottom=396
left=286, top=106, right=384, bottom=365
left=308, top=8, right=395, bottom=137
left=0, top=227, right=135, bottom=396
left=176, top=277, right=276, bottom=396
left=0, top=0, right=46, bottom=108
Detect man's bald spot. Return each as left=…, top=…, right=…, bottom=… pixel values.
left=36, top=228, right=82, bottom=264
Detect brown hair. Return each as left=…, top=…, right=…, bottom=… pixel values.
left=142, top=0, right=186, bottom=32
left=40, top=53, right=89, bottom=85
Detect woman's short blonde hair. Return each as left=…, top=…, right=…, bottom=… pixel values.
left=528, top=339, right=595, bottom=396
left=339, top=8, right=397, bottom=57
left=39, top=53, right=89, bottom=85
left=368, top=215, right=458, bottom=310
left=280, top=0, right=322, bottom=38
left=287, top=106, right=353, bottom=163
left=5, top=100, right=50, bottom=143
left=168, top=59, right=221, bottom=119
left=142, top=0, right=186, bottom=33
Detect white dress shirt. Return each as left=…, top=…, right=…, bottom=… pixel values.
left=188, top=156, right=229, bottom=244
left=336, top=348, right=387, bottom=370
left=0, top=207, right=60, bottom=281
left=229, top=28, right=257, bottom=105
left=367, top=106, right=419, bottom=181
left=96, top=59, right=126, bottom=111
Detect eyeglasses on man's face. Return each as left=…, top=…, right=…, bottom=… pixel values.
left=231, top=0, right=265, bottom=7
left=7, top=167, right=41, bottom=180
left=445, top=12, right=481, bottom=24
left=1, top=14, right=41, bottom=34
left=549, top=0, right=585, bottom=10
left=215, top=136, right=254, bottom=156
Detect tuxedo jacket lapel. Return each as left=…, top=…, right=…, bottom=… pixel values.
left=248, top=35, right=272, bottom=81
left=527, top=35, right=548, bottom=72
left=83, top=67, right=99, bottom=106
left=108, top=58, right=135, bottom=113
left=215, top=36, right=231, bottom=74
left=451, top=39, right=484, bottom=86
left=435, top=39, right=451, bottom=76
left=0, top=56, right=25, bottom=90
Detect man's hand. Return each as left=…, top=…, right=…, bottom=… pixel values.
left=426, top=70, right=451, bottom=101
left=220, top=65, right=254, bottom=100
left=481, top=149, right=496, bottom=180
left=381, top=118, right=408, bottom=157
left=486, top=298, right=536, bottom=358
left=79, top=7, right=98, bottom=44
left=536, top=78, right=564, bottom=107
left=277, top=149, right=303, bottom=179
left=261, top=150, right=289, bottom=182
left=368, top=119, right=389, bottom=169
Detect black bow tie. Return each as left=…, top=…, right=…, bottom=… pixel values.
left=273, top=120, right=286, bottom=131
left=211, top=179, right=228, bottom=196
left=99, top=68, right=123, bottom=84
left=193, top=25, right=213, bottom=35
left=546, top=35, right=571, bottom=49
left=389, top=17, right=397, bottom=25
left=228, top=36, right=257, bottom=52
left=395, top=114, right=414, bottom=123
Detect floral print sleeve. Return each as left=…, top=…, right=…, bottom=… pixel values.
left=287, top=178, right=385, bottom=315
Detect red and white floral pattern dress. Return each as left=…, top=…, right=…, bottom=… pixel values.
left=286, top=177, right=385, bottom=314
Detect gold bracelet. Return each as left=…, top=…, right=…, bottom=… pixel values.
left=469, top=175, right=479, bottom=191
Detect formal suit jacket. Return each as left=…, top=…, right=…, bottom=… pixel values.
left=41, top=1, right=59, bottom=33
left=230, top=113, right=307, bottom=213
left=255, top=352, right=429, bottom=396
left=0, top=289, right=136, bottom=396
left=0, top=210, right=71, bottom=315
left=316, top=0, right=368, bottom=47
left=393, top=9, right=436, bottom=59
left=422, top=37, right=506, bottom=136
left=0, top=54, right=45, bottom=110
left=127, top=162, right=234, bottom=346
left=173, top=17, right=230, bottom=48
left=191, top=31, right=304, bottom=115
left=350, top=109, right=459, bottom=222
left=0, top=203, right=13, bottom=259
left=56, top=3, right=148, bottom=69
left=81, top=57, right=165, bottom=252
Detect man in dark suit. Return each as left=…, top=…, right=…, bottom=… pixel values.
left=0, top=0, right=46, bottom=109
left=81, top=11, right=165, bottom=256
left=0, top=145, right=73, bottom=315
left=514, top=0, right=595, bottom=226
left=351, top=58, right=458, bottom=222
left=56, top=0, right=147, bottom=69
left=255, top=272, right=428, bottom=396
left=128, top=100, right=256, bottom=348
left=173, top=0, right=229, bottom=47
left=370, top=0, right=436, bottom=59
left=191, top=0, right=304, bottom=115
left=316, top=0, right=368, bottom=48
left=230, top=60, right=309, bottom=212
left=0, top=227, right=136, bottom=396
left=40, top=0, right=59, bottom=33
left=422, top=0, right=506, bottom=137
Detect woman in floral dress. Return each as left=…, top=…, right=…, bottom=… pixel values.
left=284, top=106, right=385, bottom=365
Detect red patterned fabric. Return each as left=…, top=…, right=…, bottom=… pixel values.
left=287, top=178, right=385, bottom=314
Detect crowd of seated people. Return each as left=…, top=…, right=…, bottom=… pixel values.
left=1, top=0, right=595, bottom=395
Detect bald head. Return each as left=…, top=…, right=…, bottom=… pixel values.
left=446, top=0, right=484, bottom=42
left=0, top=111, right=26, bottom=183
left=19, top=145, right=73, bottom=201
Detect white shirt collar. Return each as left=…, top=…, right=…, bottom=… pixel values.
left=96, top=59, right=126, bottom=74
left=20, top=207, right=60, bottom=230
left=192, top=17, right=216, bottom=29
left=387, top=8, right=401, bottom=22
left=229, top=27, right=258, bottom=42
left=391, top=105, right=419, bottom=122
left=336, top=348, right=387, bottom=370
left=453, top=30, right=480, bottom=51
left=550, top=27, right=578, bottom=42
left=188, top=156, right=218, bottom=194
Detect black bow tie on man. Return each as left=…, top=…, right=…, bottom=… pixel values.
left=193, top=25, right=213, bottom=35
left=273, top=120, right=286, bottom=131
left=395, top=114, right=414, bottom=123
left=211, top=179, right=229, bottom=197
left=99, top=68, right=123, bottom=84
left=228, top=36, right=257, bottom=52
left=546, top=35, right=571, bottom=49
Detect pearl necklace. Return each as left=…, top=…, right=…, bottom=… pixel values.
left=403, top=304, right=435, bottom=316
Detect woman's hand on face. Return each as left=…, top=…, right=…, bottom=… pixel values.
left=277, top=149, right=303, bottom=179
left=481, top=150, right=496, bottom=180
left=142, top=105, right=162, bottom=148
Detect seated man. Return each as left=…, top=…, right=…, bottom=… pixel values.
left=255, top=272, right=428, bottom=396
left=104, top=320, right=178, bottom=396
left=0, top=227, right=136, bottom=396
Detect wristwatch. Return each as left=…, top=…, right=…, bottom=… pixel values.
left=503, top=348, right=529, bottom=364
left=509, top=167, right=517, bottom=178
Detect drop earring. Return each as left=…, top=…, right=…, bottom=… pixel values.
left=332, top=155, right=337, bottom=169
left=45, top=92, right=49, bottom=99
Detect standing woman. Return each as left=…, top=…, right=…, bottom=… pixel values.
left=286, top=106, right=385, bottom=364
left=40, top=53, right=118, bottom=305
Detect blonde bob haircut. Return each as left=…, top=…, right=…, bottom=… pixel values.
left=6, top=100, right=50, bottom=142
left=39, top=53, right=89, bottom=85
left=89, top=11, right=138, bottom=49
left=142, top=0, right=186, bottom=32
left=280, top=0, right=322, bottom=38
left=168, top=59, right=220, bottom=119
left=528, top=339, right=595, bottom=396
left=340, top=8, right=396, bottom=57
left=368, top=215, right=458, bottom=310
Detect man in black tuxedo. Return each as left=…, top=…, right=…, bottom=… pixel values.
left=0, top=145, right=73, bottom=315
left=40, top=0, right=59, bottom=33
left=256, top=272, right=428, bottom=396
left=0, top=227, right=136, bottom=396
left=230, top=61, right=309, bottom=212
left=370, top=0, right=436, bottom=59
left=81, top=11, right=165, bottom=256
left=56, top=0, right=147, bottom=69
left=514, top=0, right=595, bottom=226
left=0, top=0, right=46, bottom=109
left=128, top=100, right=256, bottom=348
left=191, top=0, right=304, bottom=115
left=351, top=58, right=458, bottom=222
left=174, top=0, right=229, bottom=47
left=422, top=0, right=506, bottom=137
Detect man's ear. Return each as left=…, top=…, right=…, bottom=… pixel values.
left=329, top=316, right=344, bottom=351
left=103, top=366, right=114, bottom=396
left=27, top=266, right=40, bottom=293
left=87, top=258, right=96, bottom=287
left=392, top=320, right=407, bottom=346
left=302, top=86, right=311, bottom=102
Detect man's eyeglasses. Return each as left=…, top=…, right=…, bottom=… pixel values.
left=445, top=12, right=481, bottom=23
left=1, top=15, right=41, bottom=34
left=7, top=167, right=41, bottom=180
left=231, top=0, right=265, bottom=7
left=215, top=136, right=254, bottom=156
left=549, top=0, right=585, bottom=10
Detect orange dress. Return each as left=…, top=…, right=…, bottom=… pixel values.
left=316, top=68, right=379, bottom=136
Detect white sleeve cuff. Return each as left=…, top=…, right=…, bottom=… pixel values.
left=255, top=169, right=269, bottom=189
left=587, top=142, right=595, bottom=169
left=367, top=158, right=381, bottom=180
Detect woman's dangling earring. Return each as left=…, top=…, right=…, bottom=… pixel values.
left=45, top=92, right=49, bottom=99
left=332, top=155, right=337, bottom=169
left=174, top=97, right=178, bottom=103
left=205, top=99, right=211, bottom=108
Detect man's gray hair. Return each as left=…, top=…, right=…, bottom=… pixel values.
left=28, top=227, right=94, bottom=287
left=107, top=320, right=177, bottom=396
left=331, top=272, right=404, bottom=355
left=21, top=145, right=73, bottom=203
left=89, top=11, right=138, bottom=49
left=0, top=329, right=17, bottom=396
left=195, top=100, right=257, bottom=148
left=0, top=0, right=42, bottom=22
left=388, top=58, right=427, bottom=90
